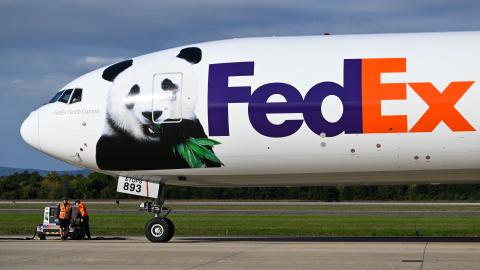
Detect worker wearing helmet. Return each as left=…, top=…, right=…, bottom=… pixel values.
left=57, top=197, right=72, bottom=240
left=75, top=200, right=91, bottom=240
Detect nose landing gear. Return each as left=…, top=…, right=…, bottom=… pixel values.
left=139, top=183, right=175, bottom=242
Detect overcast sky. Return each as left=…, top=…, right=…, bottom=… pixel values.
left=1, top=0, right=480, bottom=171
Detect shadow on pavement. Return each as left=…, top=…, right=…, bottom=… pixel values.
left=176, top=236, right=480, bottom=243
left=0, top=236, right=127, bottom=241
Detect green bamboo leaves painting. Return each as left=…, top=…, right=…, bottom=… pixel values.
left=173, top=138, right=223, bottom=168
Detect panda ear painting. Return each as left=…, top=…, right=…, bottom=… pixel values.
left=102, top=59, right=133, bottom=82
left=176, top=47, right=202, bottom=64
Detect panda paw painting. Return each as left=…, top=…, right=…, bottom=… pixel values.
left=95, top=47, right=223, bottom=171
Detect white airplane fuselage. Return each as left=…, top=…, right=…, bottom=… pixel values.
left=20, top=32, right=480, bottom=187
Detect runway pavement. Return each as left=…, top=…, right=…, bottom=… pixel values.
left=1, top=237, right=480, bottom=270
left=3, top=208, right=480, bottom=216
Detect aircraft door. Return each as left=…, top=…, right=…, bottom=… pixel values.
left=152, top=73, right=183, bottom=123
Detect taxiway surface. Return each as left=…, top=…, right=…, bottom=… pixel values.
left=1, top=237, right=479, bottom=270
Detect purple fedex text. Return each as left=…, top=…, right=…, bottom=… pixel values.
left=207, top=61, right=363, bottom=138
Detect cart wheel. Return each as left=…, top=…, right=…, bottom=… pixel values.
left=38, top=232, right=46, bottom=240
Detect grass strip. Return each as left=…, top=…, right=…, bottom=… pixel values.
left=1, top=213, right=479, bottom=237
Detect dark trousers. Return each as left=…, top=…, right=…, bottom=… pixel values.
left=81, top=216, right=91, bottom=239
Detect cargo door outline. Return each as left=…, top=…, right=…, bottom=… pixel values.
left=152, top=73, right=183, bottom=123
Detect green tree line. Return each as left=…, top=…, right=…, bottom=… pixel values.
left=1, top=171, right=480, bottom=201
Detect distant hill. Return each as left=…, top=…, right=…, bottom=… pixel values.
left=0, top=167, right=90, bottom=177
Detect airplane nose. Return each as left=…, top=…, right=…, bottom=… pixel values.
left=20, top=110, right=41, bottom=150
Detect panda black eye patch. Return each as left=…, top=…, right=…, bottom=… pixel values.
left=128, top=84, right=140, bottom=96
left=125, top=85, right=139, bottom=109
left=161, top=79, right=177, bottom=90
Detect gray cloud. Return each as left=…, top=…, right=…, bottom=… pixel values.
left=76, top=56, right=126, bottom=70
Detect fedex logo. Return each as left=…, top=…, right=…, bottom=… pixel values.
left=208, top=58, right=475, bottom=137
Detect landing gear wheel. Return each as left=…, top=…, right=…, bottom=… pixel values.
left=164, top=218, right=175, bottom=242
left=145, top=218, right=175, bottom=242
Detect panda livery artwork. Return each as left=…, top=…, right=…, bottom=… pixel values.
left=21, top=32, right=480, bottom=242
left=95, top=48, right=223, bottom=171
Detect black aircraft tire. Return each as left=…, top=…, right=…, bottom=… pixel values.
left=145, top=218, right=173, bottom=242
left=164, top=218, right=175, bottom=242
left=37, top=232, right=46, bottom=240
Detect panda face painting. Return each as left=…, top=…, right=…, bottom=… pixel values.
left=105, top=69, right=186, bottom=142
left=125, top=83, right=161, bottom=140
left=121, top=82, right=176, bottom=141
left=95, top=47, right=222, bottom=171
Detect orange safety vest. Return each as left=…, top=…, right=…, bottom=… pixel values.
left=58, top=202, right=72, bottom=219
left=77, top=203, right=88, bottom=217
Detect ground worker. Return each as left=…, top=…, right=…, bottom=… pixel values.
left=57, top=197, right=72, bottom=240
left=75, top=200, right=91, bottom=240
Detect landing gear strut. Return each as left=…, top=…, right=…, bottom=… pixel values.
left=140, top=183, right=175, bottom=242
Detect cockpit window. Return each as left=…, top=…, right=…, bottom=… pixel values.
left=48, top=88, right=82, bottom=104
left=58, top=89, right=73, bottom=103
left=70, top=88, right=82, bottom=104
left=48, top=90, right=65, bottom=103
